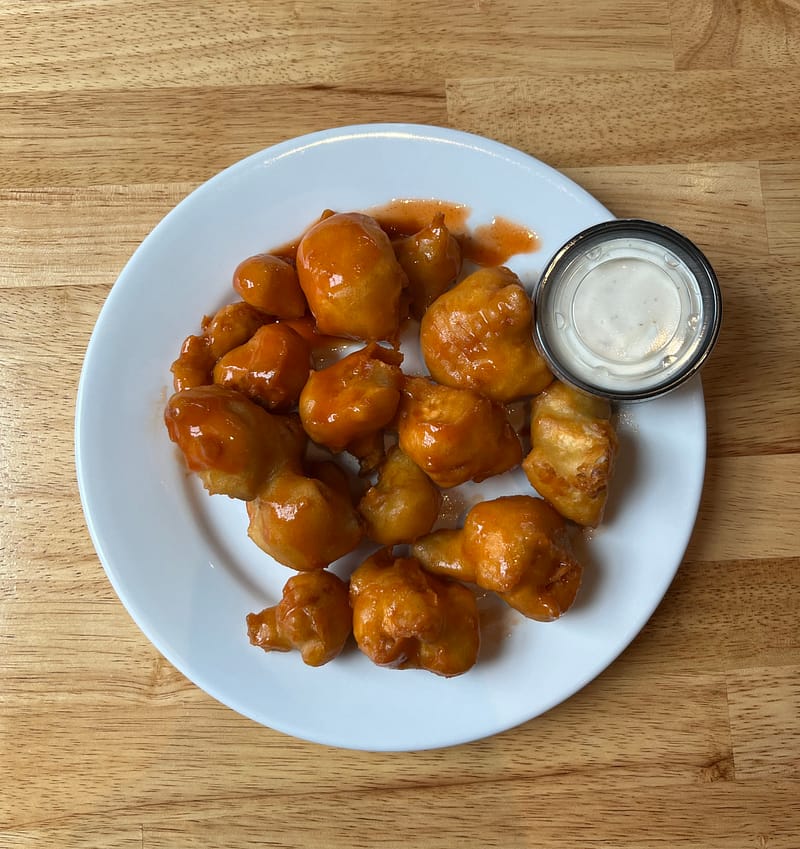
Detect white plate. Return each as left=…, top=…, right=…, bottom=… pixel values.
left=75, top=124, right=706, bottom=751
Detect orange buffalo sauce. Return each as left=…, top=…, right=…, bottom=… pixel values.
left=368, top=199, right=539, bottom=266
left=460, top=216, right=540, bottom=267
left=369, top=198, right=471, bottom=239
left=270, top=200, right=539, bottom=268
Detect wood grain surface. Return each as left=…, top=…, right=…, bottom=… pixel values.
left=1, top=1, right=799, bottom=847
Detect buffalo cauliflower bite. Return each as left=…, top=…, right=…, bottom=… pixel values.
left=413, top=495, right=582, bottom=622
left=232, top=252, right=307, bottom=318
left=349, top=548, right=479, bottom=677
left=392, top=213, right=462, bottom=319
left=299, top=343, right=403, bottom=457
left=213, top=323, right=311, bottom=411
left=419, top=266, right=552, bottom=402
left=522, top=381, right=618, bottom=527
left=358, top=446, right=442, bottom=545
left=164, top=384, right=301, bottom=501
left=296, top=212, right=408, bottom=342
left=246, top=468, right=364, bottom=572
left=244, top=415, right=364, bottom=572
left=247, top=570, right=352, bottom=667
left=396, top=376, right=522, bottom=488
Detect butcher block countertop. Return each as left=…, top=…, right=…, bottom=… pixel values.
left=1, top=2, right=799, bottom=847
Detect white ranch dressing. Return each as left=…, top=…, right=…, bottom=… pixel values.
left=540, top=237, right=704, bottom=393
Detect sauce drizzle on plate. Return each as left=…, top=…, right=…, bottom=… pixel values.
left=369, top=199, right=540, bottom=266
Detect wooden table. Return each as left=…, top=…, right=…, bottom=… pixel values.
left=2, top=2, right=799, bottom=847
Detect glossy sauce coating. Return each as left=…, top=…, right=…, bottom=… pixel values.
left=241, top=419, right=365, bottom=571
left=412, top=495, right=582, bottom=622
left=202, top=301, right=270, bottom=361
left=213, top=323, right=311, bottom=411
left=358, top=446, right=442, bottom=545
left=397, top=376, right=522, bottom=488
left=392, top=212, right=462, bottom=320
left=369, top=199, right=471, bottom=239
left=370, top=199, right=538, bottom=266
left=246, top=571, right=352, bottom=667
left=246, top=468, right=364, bottom=571
left=170, top=333, right=215, bottom=392
left=296, top=212, right=408, bottom=341
left=164, top=384, right=300, bottom=500
left=171, top=301, right=271, bottom=393
left=299, top=343, right=404, bottom=454
left=420, top=266, right=553, bottom=402
left=232, top=252, right=307, bottom=318
left=276, top=315, right=351, bottom=366
left=349, top=548, right=480, bottom=677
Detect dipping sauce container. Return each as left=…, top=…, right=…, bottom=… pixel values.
left=533, top=219, right=722, bottom=401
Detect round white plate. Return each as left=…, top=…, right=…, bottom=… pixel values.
left=75, top=124, right=706, bottom=751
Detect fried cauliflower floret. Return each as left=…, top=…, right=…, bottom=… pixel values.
left=299, top=343, right=403, bottom=454
left=170, top=332, right=216, bottom=392
left=392, top=213, right=462, bottom=319
left=247, top=571, right=352, bottom=667
left=419, top=266, right=552, bottom=402
left=242, top=421, right=364, bottom=572
left=246, top=468, right=364, bottom=571
left=358, top=446, right=442, bottom=545
left=170, top=301, right=271, bottom=392
left=412, top=495, right=582, bottom=622
left=296, top=212, right=408, bottom=342
left=163, top=384, right=301, bottom=500
left=233, top=252, right=307, bottom=318
left=522, top=381, right=618, bottom=527
left=396, top=376, right=522, bottom=488
left=213, top=323, right=311, bottom=411
left=349, top=548, right=479, bottom=677
left=203, top=301, right=270, bottom=362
